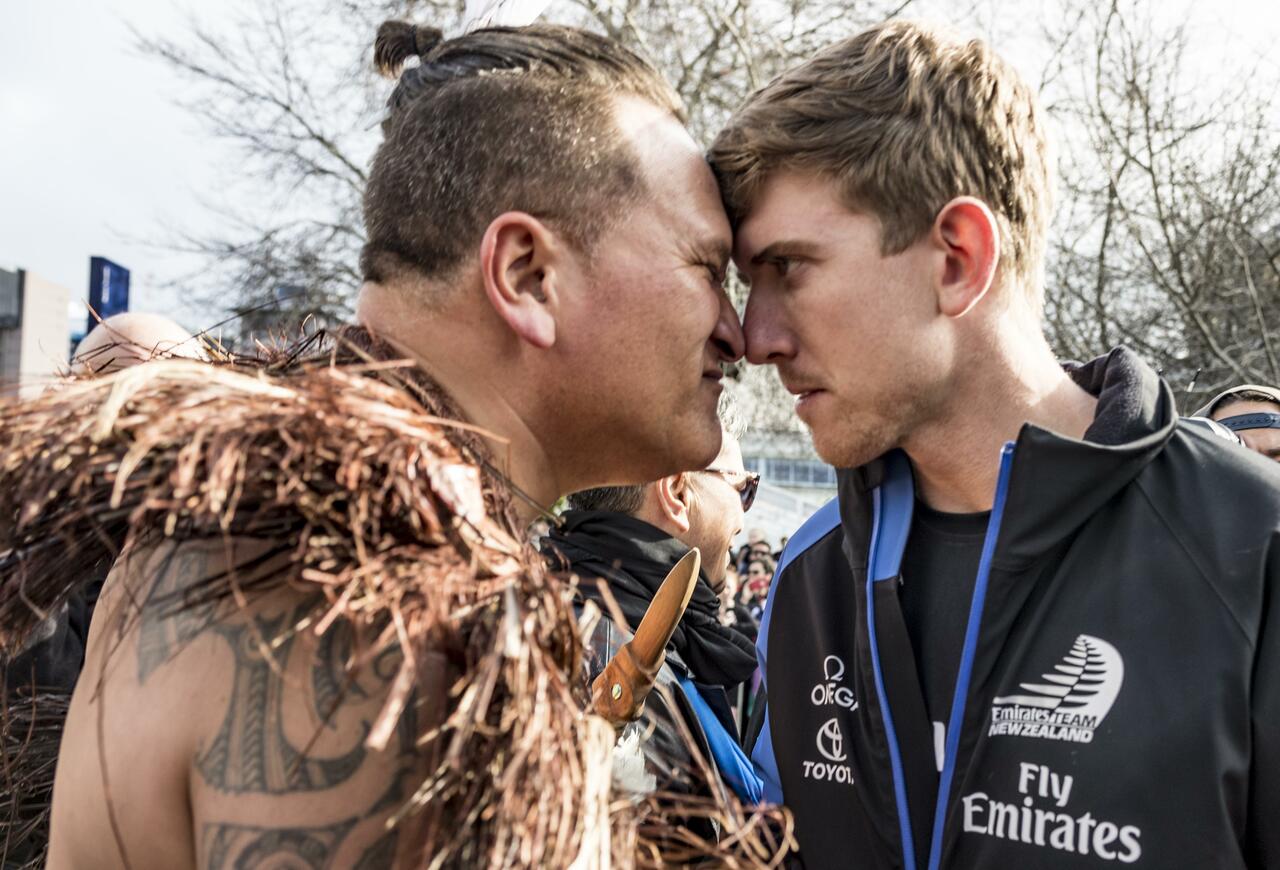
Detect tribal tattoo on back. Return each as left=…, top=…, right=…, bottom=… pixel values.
left=132, top=543, right=421, bottom=862
left=194, top=609, right=369, bottom=794
left=199, top=757, right=415, bottom=867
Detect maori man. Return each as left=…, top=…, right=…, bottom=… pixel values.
left=2, top=21, right=761, bottom=869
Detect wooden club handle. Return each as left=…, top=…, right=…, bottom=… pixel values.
left=591, top=547, right=701, bottom=724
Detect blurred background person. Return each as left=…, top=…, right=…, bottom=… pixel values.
left=70, top=311, right=203, bottom=376
left=1197, top=384, right=1280, bottom=462
left=5, top=312, right=206, bottom=698
left=720, top=556, right=741, bottom=616
left=545, top=430, right=763, bottom=799
left=720, top=555, right=758, bottom=644
left=737, top=536, right=774, bottom=574
left=740, top=554, right=775, bottom=622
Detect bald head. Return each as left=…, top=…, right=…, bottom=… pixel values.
left=73, top=313, right=201, bottom=376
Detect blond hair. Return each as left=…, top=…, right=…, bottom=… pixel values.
left=710, top=20, right=1054, bottom=298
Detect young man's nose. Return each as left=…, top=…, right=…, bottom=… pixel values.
left=743, top=298, right=794, bottom=365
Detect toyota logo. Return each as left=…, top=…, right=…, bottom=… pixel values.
left=816, top=717, right=847, bottom=762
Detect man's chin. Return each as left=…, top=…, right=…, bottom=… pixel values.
left=807, top=418, right=892, bottom=470
left=674, top=412, right=723, bottom=468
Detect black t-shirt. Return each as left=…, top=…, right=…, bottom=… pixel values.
left=898, top=499, right=989, bottom=771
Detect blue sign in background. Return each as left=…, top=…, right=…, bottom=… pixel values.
left=87, top=256, right=130, bottom=333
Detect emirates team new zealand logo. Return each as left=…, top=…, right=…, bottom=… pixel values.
left=988, top=634, right=1124, bottom=744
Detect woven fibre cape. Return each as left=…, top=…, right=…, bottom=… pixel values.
left=0, top=330, right=791, bottom=868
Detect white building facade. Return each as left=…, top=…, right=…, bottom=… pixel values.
left=738, top=429, right=838, bottom=549
left=0, top=267, right=72, bottom=398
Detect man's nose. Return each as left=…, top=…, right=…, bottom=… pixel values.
left=710, top=290, right=745, bottom=363
left=743, top=291, right=793, bottom=365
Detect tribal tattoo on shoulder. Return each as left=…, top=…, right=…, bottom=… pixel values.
left=195, top=602, right=419, bottom=797
left=202, top=818, right=400, bottom=870
left=196, top=608, right=370, bottom=794
left=135, top=546, right=219, bottom=683
left=136, top=543, right=422, bottom=858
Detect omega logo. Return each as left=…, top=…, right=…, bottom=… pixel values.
left=811, top=655, right=858, bottom=710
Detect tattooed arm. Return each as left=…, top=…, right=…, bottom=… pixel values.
left=48, top=540, right=437, bottom=870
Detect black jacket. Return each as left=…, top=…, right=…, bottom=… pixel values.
left=752, top=348, right=1280, bottom=869
left=3, top=563, right=107, bottom=695
left=544, top=511, right=762, bottom=803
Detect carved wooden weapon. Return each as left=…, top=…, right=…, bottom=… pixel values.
left=591, top=547, right=701, bottom=725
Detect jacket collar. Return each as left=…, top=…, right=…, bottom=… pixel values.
left=836, top=347, right=1178, bottom=567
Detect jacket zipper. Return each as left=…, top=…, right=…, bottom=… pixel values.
left=866, top=443, right=1016, bottom=870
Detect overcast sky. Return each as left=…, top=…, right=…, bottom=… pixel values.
left=4, top=0, right=1280, bottom=334
left=0, top=0, right=236, bottom=328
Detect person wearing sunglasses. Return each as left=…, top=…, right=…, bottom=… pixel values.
left=741, top=555, right=776, bottom=622
left=1197, top=384, right=1280, bottom=462
left=544, top=429, right=764, bottom=804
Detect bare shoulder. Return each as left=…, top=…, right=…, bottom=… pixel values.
left=50, top=538, right=437, bottom=870
left=49, top=540, right=229, bottom=870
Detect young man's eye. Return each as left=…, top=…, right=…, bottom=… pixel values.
left=772, top=257, right=794, bottom=277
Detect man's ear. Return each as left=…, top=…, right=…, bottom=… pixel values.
left=478, top=212, right=562, bottom=349
left=654, top=473, right=692, bottom=535
left=930, top=196, right=1000, bottom=318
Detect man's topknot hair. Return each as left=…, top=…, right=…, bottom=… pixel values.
left=373, top=20, right=446, bottom=76
left=359, top=20, right=684, bottom=290
left=372, top=22, right=684, bottom=122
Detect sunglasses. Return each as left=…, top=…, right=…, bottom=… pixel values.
left=703, top=468, right=760, bottom=512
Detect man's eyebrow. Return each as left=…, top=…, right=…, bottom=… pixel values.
left=748, top=239, right=823, bottom=265
left=688, top=237, right=732, bottom=268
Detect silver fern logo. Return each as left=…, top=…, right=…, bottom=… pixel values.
left=988, top=635, right=1124, bottom=744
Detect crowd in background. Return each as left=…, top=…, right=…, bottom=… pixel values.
left=721, top=533, right=782, bottom=636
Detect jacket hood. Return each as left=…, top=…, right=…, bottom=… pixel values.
left=996, top=347, right=1177, bottom=564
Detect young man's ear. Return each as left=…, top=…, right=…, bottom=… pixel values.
left=654, top=473, right=692, bottom=535
left=479, top=212, right=562, bottom=348
left=931, top=196, right=1000, bottom=318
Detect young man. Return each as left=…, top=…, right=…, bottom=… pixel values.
left=711, top=20, right=1280, bottom=869
left=26, top=21, right=746, bottom=869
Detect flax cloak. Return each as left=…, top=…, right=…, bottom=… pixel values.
left=0, top=329, right=792, bottom=867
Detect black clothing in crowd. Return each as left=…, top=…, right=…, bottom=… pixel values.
left=547, top=510, right=757, bottom=690
left=544, top=510, right=763, bottom=802
left=3, top=562, right=108, bottom=696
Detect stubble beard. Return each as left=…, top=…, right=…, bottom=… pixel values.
left=807, top=406, right=903, bottom=471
